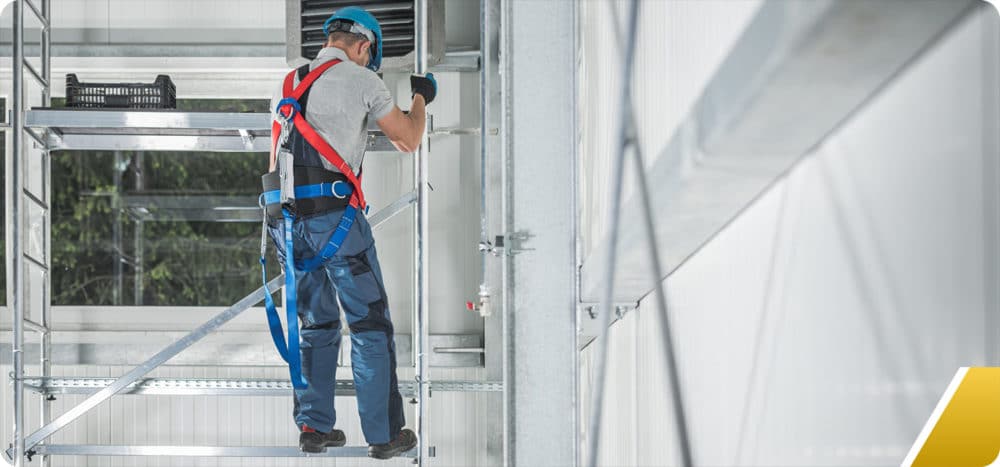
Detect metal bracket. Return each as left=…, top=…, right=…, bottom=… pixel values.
left=504, top=230, right=535, bottom=256
left=238, top=129, right=255, bottom=151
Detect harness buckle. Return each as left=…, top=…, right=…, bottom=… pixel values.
left=275, top=98, right=301, bottom=148
left=331, top=180, right=348, bottom=199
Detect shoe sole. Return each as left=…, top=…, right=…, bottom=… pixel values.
left=300, top=440, right=347, bottom=453
left=368, top=441, right=417, bottom=460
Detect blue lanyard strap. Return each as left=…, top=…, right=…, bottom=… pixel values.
left=259, top=204, right=360, bottom=388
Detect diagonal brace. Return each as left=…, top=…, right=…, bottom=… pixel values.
left=8, top=276, right=284, bottom=459
left=5, top=196, right=411, bottom=461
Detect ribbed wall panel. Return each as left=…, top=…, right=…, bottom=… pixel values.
left=580, top=5, right=999, bottom=467
left=578, top=0, right=763, bottom=258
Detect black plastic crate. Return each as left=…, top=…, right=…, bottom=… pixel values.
left=65, top=74, right=176, bottom=109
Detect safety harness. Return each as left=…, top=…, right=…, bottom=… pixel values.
left=260, top=59, right=368, bottom=389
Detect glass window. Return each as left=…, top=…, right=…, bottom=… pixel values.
left=50, top=99, right=277, bottom=306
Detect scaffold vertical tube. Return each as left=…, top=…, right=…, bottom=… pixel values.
left=39, top=1, right=52, bottom=465
left=10, top=1, right=26, bottom=466
left=413, top=0, right=431, bottom=464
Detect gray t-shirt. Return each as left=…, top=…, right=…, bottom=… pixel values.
left=271, top=47, right=395, bottom=175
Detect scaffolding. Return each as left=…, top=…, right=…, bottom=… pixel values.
left=4, top=0, right=501, bottom=465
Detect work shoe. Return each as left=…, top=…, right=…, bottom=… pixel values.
left=368, top=428, right=418, bottom=459
left=299, top=425, right=347, bottom=453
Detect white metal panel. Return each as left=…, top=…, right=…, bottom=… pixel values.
left=578, top=0, right=763, bottom=259
left=582, top=6, right=999, bottom=466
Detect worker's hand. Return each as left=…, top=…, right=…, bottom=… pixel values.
left=410, top=73, right=437, bottom=105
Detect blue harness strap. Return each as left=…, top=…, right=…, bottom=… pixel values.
left=259, top=205, right=359, bottom=389
left=262, top=59, right=367, bottom=391
left=260, top=181, right=353, bottom=206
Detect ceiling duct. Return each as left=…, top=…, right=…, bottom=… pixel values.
left=286, top=0, right=446, bottom=70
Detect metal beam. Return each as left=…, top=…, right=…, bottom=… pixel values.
left=579, top=0, right=978, bottom=303
left=507, top=0, right=578, bottom=464
left=23, top=377, right=501, bottom=397
left=26, top=110, right=411, bottom=152
left=0, top=334, right=481, bottom=367
left=33, top=445, right=416, bottom=458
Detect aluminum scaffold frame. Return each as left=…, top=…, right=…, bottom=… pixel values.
left=4, top=0, right=501, bottom=465
left=6, top=0, right=53, bottom=466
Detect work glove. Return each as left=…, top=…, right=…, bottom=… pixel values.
left=410, top=73, right=437, bottom=105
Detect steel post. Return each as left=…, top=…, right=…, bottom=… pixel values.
left=39, top=2, right=51, bottom=465
left=8, top=1, right=26, bottom=465
left=413, top=0, right=431, bottom=463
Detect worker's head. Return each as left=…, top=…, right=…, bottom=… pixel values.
left=323, top=7, right=383, bottom=72
left=326, top=29, right=373, bottom=69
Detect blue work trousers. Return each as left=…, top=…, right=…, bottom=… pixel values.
left=268, top=208, right=405, bottom=445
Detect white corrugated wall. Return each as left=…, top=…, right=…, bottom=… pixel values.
left=580, top=3, right=999, bottom=466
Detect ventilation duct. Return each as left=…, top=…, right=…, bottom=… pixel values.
left=286, top=0, right=446, bottom=70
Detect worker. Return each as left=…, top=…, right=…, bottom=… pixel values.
left=260, top=5, right=436, bottom=459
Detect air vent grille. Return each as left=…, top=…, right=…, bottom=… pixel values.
left=300, top=0, right=415, bottom=61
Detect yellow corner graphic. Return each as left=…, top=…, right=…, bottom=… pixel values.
left=903, top=367, right=1000, bottom=467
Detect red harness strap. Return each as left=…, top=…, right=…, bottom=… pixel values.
left=269, top=59, right=366, bottom=210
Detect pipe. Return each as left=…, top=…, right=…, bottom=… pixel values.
left=413, top=0, right=430, bottom=464
left=40, top=1, right=51, bottom=465
left=10, top=1, right=25, bottom=465
left=585, top=0, right=640, bottom=466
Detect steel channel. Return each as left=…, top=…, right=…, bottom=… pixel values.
left=16, top=276, right=285, bottom=455
left=413, top=0, right=431, bottom=464
left=9, top=1, right=27, bottom=465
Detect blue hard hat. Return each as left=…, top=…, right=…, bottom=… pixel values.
left=323, top=6, right=383, bottom=72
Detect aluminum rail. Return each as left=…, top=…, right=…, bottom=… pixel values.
left=23, top=110, right=415, bottom=153
left=33, top=445, right=417, bottom=458
left=9, top=3, right=26, bottom=466
left=413, top=0, right=431, bottom=464
left=23, top=378, right=503, bottom=397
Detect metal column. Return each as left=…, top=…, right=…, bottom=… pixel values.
left=39, top=1, right=53, bottom=466
left=8, top=2, right=26, bottom=465
left=506, top=0, right=579, bottom=464
left=8, top=0, right=53, bottom=465
left=480, top=0, right=505, bottom=463
left=413, top=0, right=431, bottom=464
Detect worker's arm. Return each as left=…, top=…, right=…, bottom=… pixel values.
left=377, top=74, right=437, bottom=153
left=377, top=96, right=426, bottom=153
